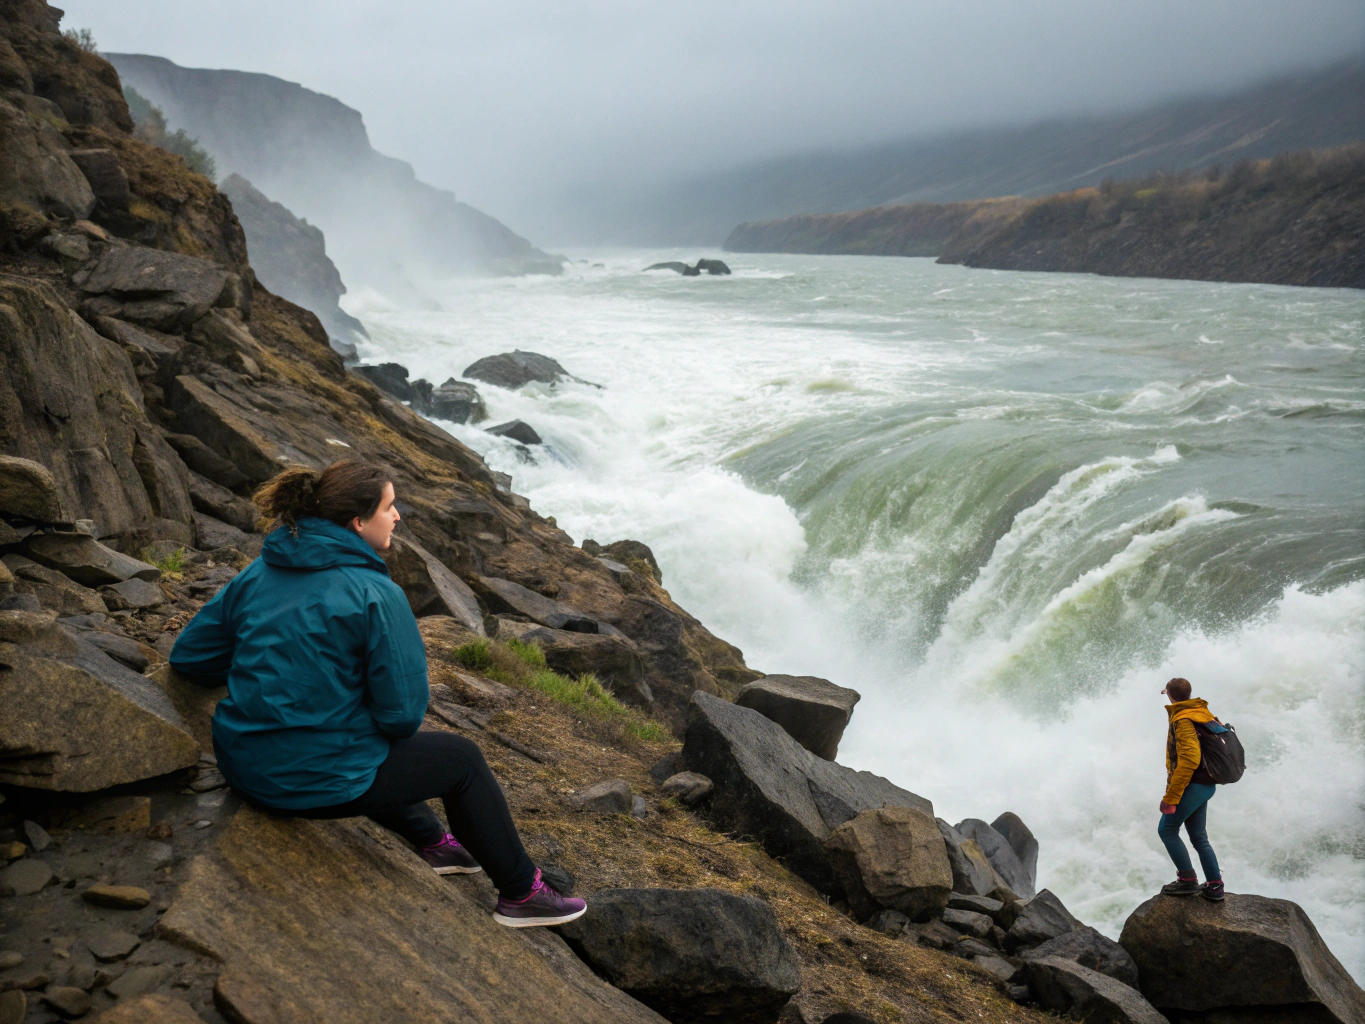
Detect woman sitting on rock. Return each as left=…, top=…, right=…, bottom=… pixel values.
left=171, top=460, right=585, bottom=928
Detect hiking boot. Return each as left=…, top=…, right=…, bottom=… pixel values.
left=419, top=834, right=482, bottom=875
left=492, top=868, right=587, bottom=928
left=1161, top=876, right=1201, bottom=896
left=1201, top=880, right=1226, bottom=902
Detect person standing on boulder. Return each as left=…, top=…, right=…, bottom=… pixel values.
left=170, top=460, right=585, bottom=928
left=1158, top=677, right=1224, bottom=902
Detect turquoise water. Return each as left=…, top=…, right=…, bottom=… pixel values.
left=350, top=253, right=1365, bottom=977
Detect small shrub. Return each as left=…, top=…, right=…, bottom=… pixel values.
left=506, top=637, right=546, bottom=669
left=453, top=639, right=493, bottom=672
left=123, top=85, right=218, bottom=181
left=63, top=27, right=97, bottom=52
left=144, top=547, right=186, bottom=579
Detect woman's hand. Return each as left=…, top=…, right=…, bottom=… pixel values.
left=1159, top=801, right=1177, bottom=814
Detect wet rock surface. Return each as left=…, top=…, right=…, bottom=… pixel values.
left=463, top=350, right=574, bottom=390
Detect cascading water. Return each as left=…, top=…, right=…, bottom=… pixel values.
left=348, top=251, right=1365, bottom=977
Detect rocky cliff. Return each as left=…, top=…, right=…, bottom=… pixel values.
left=218, top=174, right=366, bottom=357
left=726, top=145, right=1365, bottom=290
left=104, top=53, right=563, bottom=299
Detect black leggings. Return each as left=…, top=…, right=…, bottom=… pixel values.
left=287, top=730, right=536, bottom=898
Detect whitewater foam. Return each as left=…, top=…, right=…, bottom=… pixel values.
left=346, top=251, right=1365, bottom=978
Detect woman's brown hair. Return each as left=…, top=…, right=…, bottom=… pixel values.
left=253, top=460, right=393, bottom=532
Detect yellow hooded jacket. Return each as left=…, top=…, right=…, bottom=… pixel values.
left=1164, top=698, right=1218, bottom=806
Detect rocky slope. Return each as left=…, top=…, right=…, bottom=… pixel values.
left=727, top=145, right=1365, bottom=289
left=217, top=174, right=366, bottom=357
left=2, top=6, right=1363, bottom=1024
left=104, top=53, right=563, bottom=299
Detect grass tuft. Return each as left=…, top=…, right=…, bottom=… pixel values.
left=506, top=637, right=546, bottom=669
left=453, top=639, right=494, bottom=672
left=144, top=546, right=187, bottom=579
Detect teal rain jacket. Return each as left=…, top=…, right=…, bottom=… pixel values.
left=170, top=517, right=428, bottom=809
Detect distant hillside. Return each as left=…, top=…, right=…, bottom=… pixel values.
left=726, top=199, right=1024, bottom=257
left=940, top=146, right=1365, bottom=289
left=729, top=146, right=1365, bottom=290
left=106, top=54, right=562, bottom=299
left=565, top=56, right=1365, bottom=246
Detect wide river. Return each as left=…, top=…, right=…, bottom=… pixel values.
left=348, top=252, right=1364, bottom=977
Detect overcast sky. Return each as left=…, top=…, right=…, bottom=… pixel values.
left=62, top=1, right=1365, bottom=217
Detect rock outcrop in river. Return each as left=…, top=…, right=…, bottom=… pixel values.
left=1, top=7, right=1362, bottom=1022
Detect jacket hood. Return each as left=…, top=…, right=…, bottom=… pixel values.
left=261, top=517, right=390, bottom=573
left=1166, top=697, right=1216, bottom=724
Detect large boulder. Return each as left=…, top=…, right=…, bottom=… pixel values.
left=991, top=811, right=1039, bottom=888
left=735, top=674, right=860, bottom=761
left=936, top=818, right=1010, bottom=899
left=158, top=808, right=668, bottom=1024
left=73, top=247, right=232, bottom=333
left=0, top=454, right=67, bottom=522
left=22, top=532, right=160, bottom=587
left=496, top=618, right=650, bottom=704
left=426, top=379, right=488, bottom=424
left=823, top=806, right=952, bottom=921
left=0, top=610, right=199, bottom=790
left=1120, top=893, right=1365, bottom=1024
left=557, top=887, right=801, bottom=1024
left=383, top=534, right=485, bottom=635
left=487, top=419, right=542, bottom=445
left=1020, top=925, right=1139, bottom=988
left=463, top=350, right=575, bottom=390
left=956, top=818, right=1035, bottom=899
left=1005, top=889, right=1079, bottom=950
left=681, top=691, right=932, bottom=895
left=478, top=575, right=600, bottom=632
left=1024, top=957, right=1168, bottom=1024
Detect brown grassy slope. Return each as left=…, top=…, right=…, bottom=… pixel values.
left=418, top=621, right=1048, bottom=1024
left=940, top=144, right=1365, bottom=288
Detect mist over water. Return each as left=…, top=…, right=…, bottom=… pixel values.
left=347, top=254, right=1365, bottom=977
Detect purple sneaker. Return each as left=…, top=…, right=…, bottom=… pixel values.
left=419, top=834, right=483, bottom=875
left=492, top=868, right=587, bottom=928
